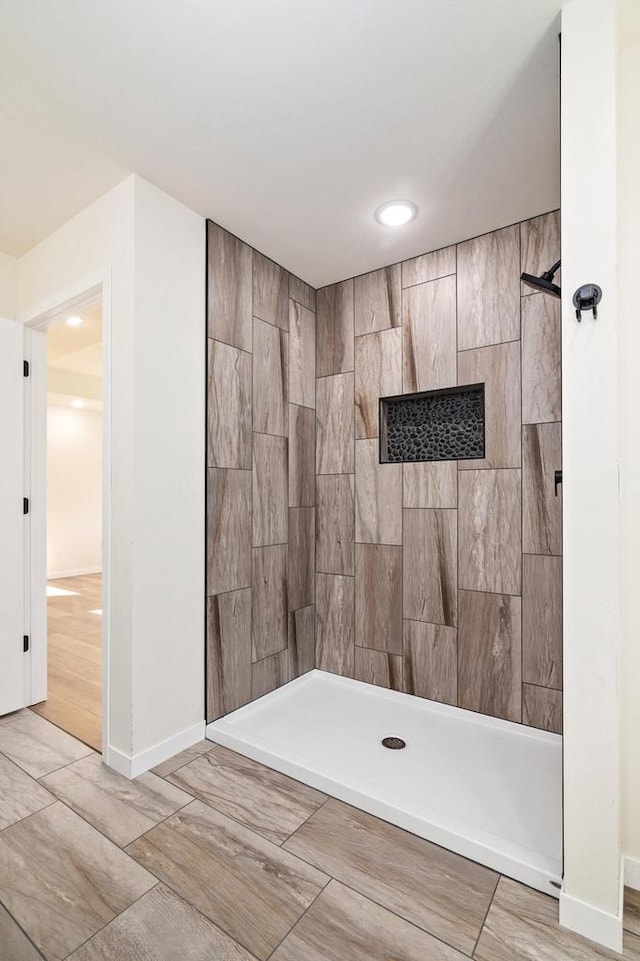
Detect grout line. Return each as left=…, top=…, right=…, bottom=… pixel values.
left=57, top=884, right=161, bottom=961
left=471, top=875, right=501, bottom=958
left=0, top=891, right=48, bottom=960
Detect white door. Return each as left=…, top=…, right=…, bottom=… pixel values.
left=0, top=318, right=26, bottom=715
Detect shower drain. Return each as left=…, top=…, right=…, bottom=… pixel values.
left=381, top=736, right=406, bottom=750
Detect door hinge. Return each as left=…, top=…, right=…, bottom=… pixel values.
left=23, top=635, right=29, bottom=653
left=23, top=360, right=29, bottom=377
left=23, top=497, right=29, bottom=515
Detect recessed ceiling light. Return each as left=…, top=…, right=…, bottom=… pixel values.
left=66, top=315, right=84, bottom=327
left=375, top=200, right=418, bottom=227
left=71, top=398, right=84, bottom=408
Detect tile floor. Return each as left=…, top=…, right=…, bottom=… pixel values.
left=0, top=709, right=638, bottom=961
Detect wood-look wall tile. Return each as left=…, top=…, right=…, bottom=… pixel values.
left=316, top=574, right=354, bottom=676
left=206, top=469, right=252, bottom=595
left=403, top=620, right=457, bottom=705
left=457, top=225, right=520, bottom=350
left=316, top=373, right=354, bottom=474
left=355, top=328, right=402, bottom=438
left=289, top=606, right=315, bottom=676
left=206, top=589, right=252, bottom=722
left=354, top=648, right=403, bottom=692
left=316, top=474, right=354, bottom=575
left=252, top=546, right=288, bottom=660
left=523, top=423, right=562, bottom=555
left=458, top=340, right=521, bottom=469
left=253, top=251, right=288, bottom=330
left=316, top=280, right=354, bottom=376
left=458, top=470, right=521, bottom=595
left=522, top=293, right=561, bottom=424
left=252, top=433, right=288, bottom=547
left=252, top=650, right=291, bottom=700
left=523, top=554, right=562, bottom=689
left=401, top=246, right=456, bottom=288
left=354, top=265, right=401, bottom=336
left=521, top=210, right=561, bottom=297
left=207, top=222, right=252, bottom=351
left=403, top=461, right=457, bottom=508
left=403, top=276, right=457, bottom=393
left=207, top=340, right=251, bottom=469
left=355, top=544, right=403, bottom=654
left=289, top=404, right=315, bottom=507
left=289, top=274, right=316, bottom=311
left=289, top=301, right=316, bottom=409
left=253, top=318, right=288, bottom=436
left=458, top=590, right=522, bottom=722
left=288, top=508, right=314, bottom=611
left=355, top=439, right=402, bottom=545
left=403, top=509, right=457, bottom=626
left=522, top=685, right=562, bottom=734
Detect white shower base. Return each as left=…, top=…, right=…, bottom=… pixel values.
left=206, top=670, right=562, bottom=896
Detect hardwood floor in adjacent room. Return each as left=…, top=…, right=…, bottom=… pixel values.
left=32, top=574, right=102, bottom=752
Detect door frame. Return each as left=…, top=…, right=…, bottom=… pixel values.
left=21, top=268, right=112, bottom=758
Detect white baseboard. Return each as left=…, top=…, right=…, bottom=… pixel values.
left=48, top=566, right=102, bottom=580
left=559, top=890, right=623, bottom=952
left=104, top=720, right=205, bottom=779
left=624, top=855, right=640, bottom=891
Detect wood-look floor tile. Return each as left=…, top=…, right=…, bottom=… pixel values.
left=252, top=649, right=291, bottom=699
left=316, top=372, right=354, bottom=474
left=271, top=879, right=467, bottom=961
left=289, top=274, right=316, bottom=311
left=401, top=246, right=456, bottom=288
left=316, top=574, right=355, bottom=677
left=288, top=507, right=314, bottom=610
left=403, top=509, right=457, bottom=626
left=151, top=740, right=213, bottom=779
left=31, top=697, right=101, bottom=756
left=253, top=318, right=288, bottom=436
left=0, top=712, right=92, bottom=779
left=289, top=605, right=315, bottom=676
left=127, top=800, right=329, bottom=961
left=68, top=883, right=254, bottom=961
left=41, top=753, right=192, bottom=847
left=167, top=744, right=326, bottom=845
left=289, top=300, right=316, bottom=409
left=475, top=876, right=640, bottom=961
left=354, top=264, right=401, bottom=336
left=625, top=888, right=640, bottom=937
left=207, top=339, right=251, bottom=469
left=252, top=545, right=288, bottom=660
left=0, top=708, right=32, bottom=726
left=523, top=554, right=562, bottom=690
left=252, top=433, right=288, bottom=546
left=253, top=250, right=289, bottom=330
left=522, top=685, right=562, bottom=734
left=316, top=280, right=354, bottom=376
left=284, top=798, right=498, bottom=955
left=355, top=439, right=402, bottom=544
left=458, top=590, right=522, bottom=722
left=289, top=404, right=316, bottom=506
left=403, top=460, right=457, bottom=508
left=0, top=903, right=43, bottom=961
left=457, top=225, right=520, bottom=350
left=403, top=275, right=457, bottom=393
left=207, top=223, right=252, bottom=352
left=458, top=469, right=522, bottom=595
left=355, top=328, right=402, bottom=438
left=522, top=292, right=561, bottom=424
left=316, top=474, right=354, bottom=575
left=206, top=589, right=252, bottom=722
left=0, top=754, right=54, bottom=830
left=523, top=423, right=562, bottom=555
left=0, top=802, right=155, bottom=961
left=403, top=620, right=457, bottom=705
left=521, top=210, right=561, bottom=298
left=355, top=544, right=403, bottom=654
left=458, top=340, right=521, bottom=469
left=354, top=648, right=403, bottom=692
left=206, top=468, right=252, bottom=595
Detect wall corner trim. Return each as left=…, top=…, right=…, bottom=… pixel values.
left=104, top=720, right=205, bottom=779
left=624, top=855, right=640, bottom=892
left=559, top=889, right=623, bottom=952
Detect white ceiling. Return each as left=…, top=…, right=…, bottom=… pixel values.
left=0, top=0, right=562, bottom=287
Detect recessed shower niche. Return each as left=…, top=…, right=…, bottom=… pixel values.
left=379, top=383, right=485, bottom=463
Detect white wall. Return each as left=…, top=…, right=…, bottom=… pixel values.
left=560, top=0, right=622, bottom=950
left=47, top=404, right=102, bottom=579
left=0, top=251, right=17, bottom=318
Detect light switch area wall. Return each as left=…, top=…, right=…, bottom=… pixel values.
left=46, top=404, right=102, bottom=579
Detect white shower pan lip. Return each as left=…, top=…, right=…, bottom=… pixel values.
left=206, top=669, right=563, bottom=897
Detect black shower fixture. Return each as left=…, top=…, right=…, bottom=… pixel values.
left=520, top=259, right=561, bottom=298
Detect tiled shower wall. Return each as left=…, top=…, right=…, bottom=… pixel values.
left=314, top=211, right=562, bottom=733
left=206, top=222, right=317, bottom=722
